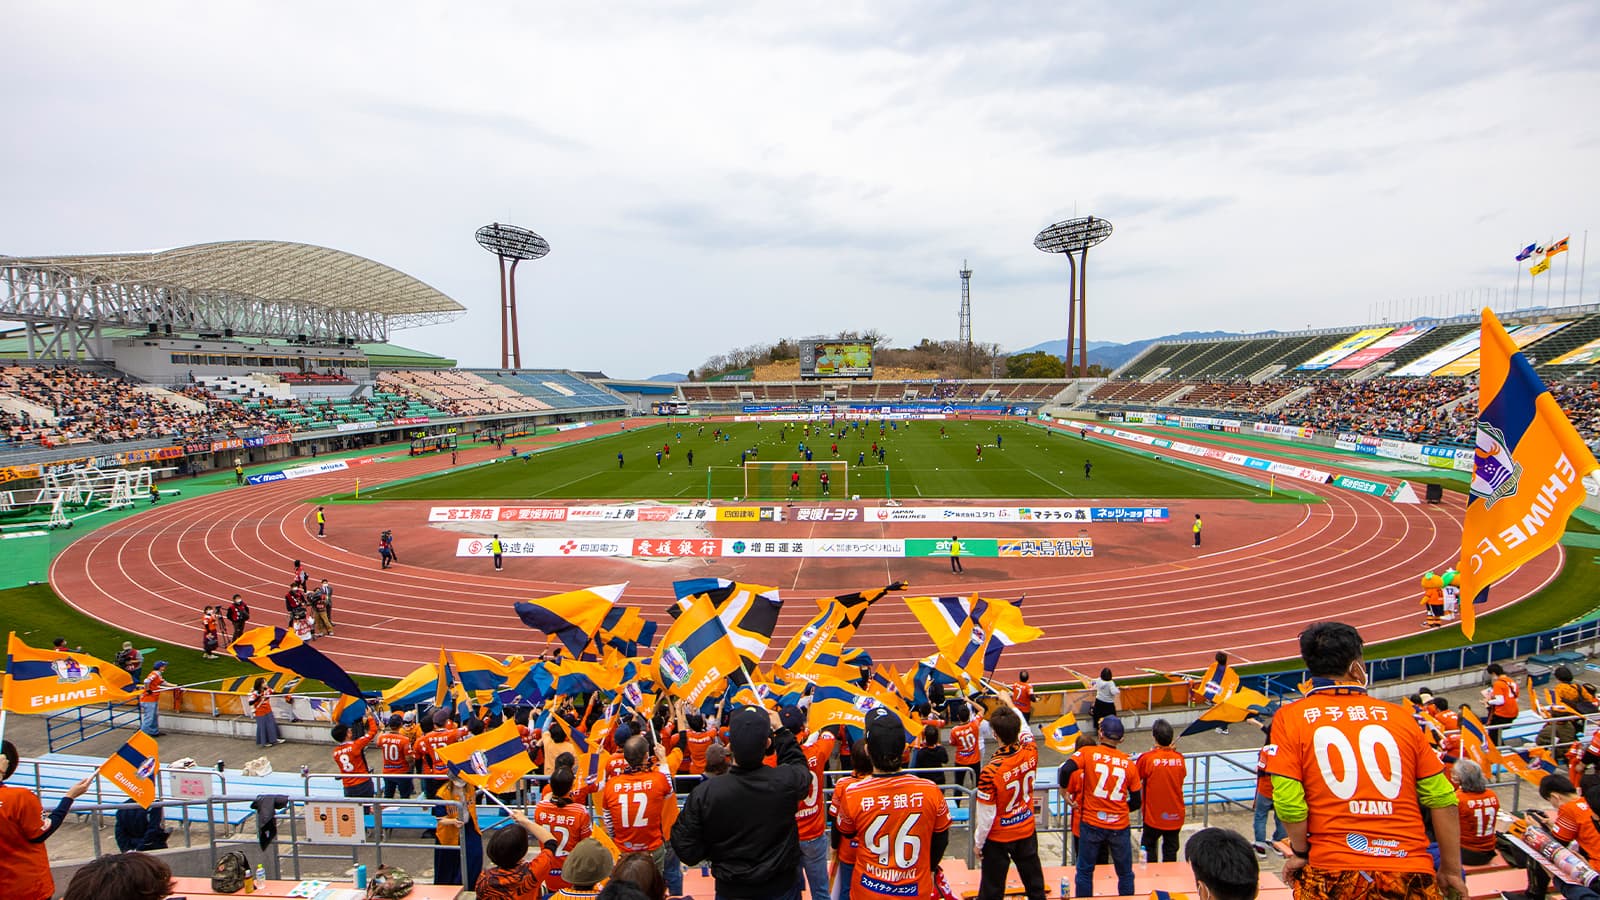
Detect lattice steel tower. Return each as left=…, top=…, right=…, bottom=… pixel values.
left=958, top=260, right=973, bottom=352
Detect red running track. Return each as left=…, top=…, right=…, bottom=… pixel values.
left=50, top=424, right=1564, bottom=679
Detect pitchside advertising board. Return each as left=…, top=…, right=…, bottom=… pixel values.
left=799, top=340, right=874, bottom=377
left=428, top=504, right=1164, bottom=525
left=455, top=536, right=1096, bottom=558
left=861, top=506, right=1168, bottom=522
left=427, top=505, right=781, bottom=523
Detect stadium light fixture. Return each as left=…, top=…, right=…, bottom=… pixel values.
left=1033, top=215, right=1113, bottom=377
left=475, top=222, right=550, bottom=370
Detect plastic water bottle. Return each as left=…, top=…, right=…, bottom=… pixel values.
left=355, top=864, right=368, bottom=888
left=1059, top=876, right=1070, bottom=898
left=256, top=863, right=267, bottom=886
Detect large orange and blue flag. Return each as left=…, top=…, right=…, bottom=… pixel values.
left=824, top=582, right=906, bottom=645
left=98, top=731, right=159, bottom=807
left=773, top=601, right=840, bottom=674
left=1457, top=308, right=1600, bottom=638
left=657, top=593, right=748, bottom=707
left=597, top=605, right=657, bottom=656
left=1194, top=656, right=1240, bottom=705
left=436, top=720, right=536, bottom=792
left=228, top=626, right=364, bottom=697
left=670, top=578, right=782, bottom=667
left=514, top=584, right=627, bottom=656
left=1458, top=706, right=1499, bottom=769
left=3, top=633, right=139, bottom=714
left=905, top=595, right=1040, bottom=677
left=381, top=663, right=440, bottom=710
left=1180, top=687, right=1274, bottom=737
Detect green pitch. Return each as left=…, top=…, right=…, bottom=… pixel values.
left=362, top=419, right=1267, bottom=502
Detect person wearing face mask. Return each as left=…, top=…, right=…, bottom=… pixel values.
left=1265, top=622, right=1467, bottom=900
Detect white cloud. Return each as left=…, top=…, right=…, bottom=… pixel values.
left=2, top=1, right=1597, bottom=376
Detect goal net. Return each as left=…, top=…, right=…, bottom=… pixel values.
left=713, top=461, right=851, bottom=501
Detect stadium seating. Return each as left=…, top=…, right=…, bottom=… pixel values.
left=471, top=370, right=627, bottom=410
left=0, top=365, right=282, bottom=449
left=378, top=370, right=550, bottom=416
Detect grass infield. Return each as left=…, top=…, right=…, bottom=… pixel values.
left=357, top=420, right=1267, bottom=502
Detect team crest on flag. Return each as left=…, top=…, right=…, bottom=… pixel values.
left=98, top=731, right=160, bottom=808
left=659, top=645, right=693, bottom=687
left=1472, top=423, right=1522, bottom=508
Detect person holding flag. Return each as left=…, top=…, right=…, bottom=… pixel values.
left=331, top=715, right=379, bottom=799
left=1, top=740, right=93, bottom=900
left=973, top=686, right=1044, bottom=900
left=139, top=660, right=169, bottom=736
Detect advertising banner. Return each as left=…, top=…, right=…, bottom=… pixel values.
left=245, top=472, right=287, bottom=485
left=1552, top=336, right=1600, bottom=366
left=1332, top=474, right=1390, bottom=496
left=451, top=535, right=1101, bottom=559
left=997, top=538, right=1094, bottom=557
left=1328, top=324, right=1432, bottom=370
left=282, top=460, right=350, bottom=480
left=1297, top=328, right=1393, bottom=370
left=1430, top=321, right=1570, bottom=377
left=1392, top=331, right=1483, bottom=376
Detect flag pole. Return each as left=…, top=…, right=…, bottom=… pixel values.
left=1513, top=261, right=1521, bottom=311
left=1563, top=238, right=1572, bottom=307
left=1581, top=231, right=1589, bottom=304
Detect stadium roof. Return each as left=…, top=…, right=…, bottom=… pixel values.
left=0, top=240, right=463, bottom=317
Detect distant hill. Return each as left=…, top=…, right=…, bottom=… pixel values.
left=1018, top=330, right=1263, bottom=371
left=647, top=372, right=687, bottom=382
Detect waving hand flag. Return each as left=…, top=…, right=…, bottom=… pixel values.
left=227, top=626, right=364, bottom=697
left=514, top=584, right=627, bottom=656
left=3, top=633, right=139, bottom=713
left=1043, top=713, right=1082, bottom=753
left=824, top=582, right=907, bottom=645
left=1456, top=309, right=1600, bottom=638
left=657, top=592, right=748, bottom=707
left=669, top=579, right=782, bottom=667
left=98, top=732, right=160, bottom=807
left=773, top=601, right=841, bottom=674
left=1180, top=687, right=1274, bottom=737
left=436, top=720, right=536, bottom=792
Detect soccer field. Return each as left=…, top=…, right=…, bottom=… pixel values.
left=364, top=419, right=1268, bottom=501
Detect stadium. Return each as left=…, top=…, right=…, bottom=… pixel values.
left=4, top=232, right=1599, bottom=896
left=5, top=9, right=1600, bottom=899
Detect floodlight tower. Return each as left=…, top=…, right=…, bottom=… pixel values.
left=1033, top=215, right=1113, bottom=376
left=958, top=260, right=973, bottom=359
left=474, top=222, right=550, bottom=369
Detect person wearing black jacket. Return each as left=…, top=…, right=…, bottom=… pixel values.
left=671, top=705, right=810, bottom=900
left=114, top=802, right=168, bottom=852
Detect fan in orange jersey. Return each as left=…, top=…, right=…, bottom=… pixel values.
left=1057, top=716, right=1141, bottom=897
left=974, top=686, right=1043, bottom=900
left=414, top=711, right=468, bottom=779
left=533, top=765, right=594, bottom=892
left=835, top=708, right=952, bottom=900
left=600, top=736, right=677, bottom=878
left=950, top=702, right=983, bottom=783
left=375, top=714, right=415, bottom=799
left=829, top=739, right=874, bottom=900
left=776, top=706, right=836, bottom=900
left=331, top=717, right=378, bottom=799
left=1134, top=719, right=1187, bottom=863
left=1450, top=759, right=1499, bottom=867
left=1484, top=662, right=1520, bottom=745
left=1267, top=622, right=1466, bottom=900
left=1010, top=671, right=1033, bottom=720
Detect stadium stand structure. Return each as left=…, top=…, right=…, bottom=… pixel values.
left=1086, top=306, right=1600, bottom=446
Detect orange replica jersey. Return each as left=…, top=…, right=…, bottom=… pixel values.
left=796, top=732, right=838, bottom=841
left=1490, top=676, right=1520, bottom=718
left=601, top=769, right=674, bottom=852
left=1457, top=788, right=1499, bottom=854
left=414, top=727, right=466, bottom=776
left=1265, top=688, right=1444, bottom=874
left=684, top=729, right=716, bottom=774
left=1069, top=745, right=1141, bottom=830
left=975, top=739, right=1038, bottom=843
left=332, top=732, right=374, bottom=786
left=1255, top=745, right=1274, bottom=799
left=375, top=733, right=412, bottom=774
left=533, top=798, right=593, bottom=890
left=951, top=721, right=981, bottom=766
left=1068, top=769, right=1084, bottom=837
left=836, top=773, right=952, bottom=900
left=1552, top=798, right=1600, bottom=861
left=1011, top=683, right=1033, bottom=714
left=1135, top=746, right=1187, bottom=830
left=829, top=774, right=867, bottom=866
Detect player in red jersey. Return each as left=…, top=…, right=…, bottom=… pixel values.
left=1267, top=622, right=1465, bottom=900
left=974, top=687, right=1043, bottom=900
left=829, top=739, right=874, bottom=900
left=533, top=765, right=594, bottom=892
left=375, top=714, right=415, bottom=799
left=1135, top=718, right=1187, bottom=862
left=1057, top=715, right=1142, bottom=897
left=836, top=708, right=952, bottom=900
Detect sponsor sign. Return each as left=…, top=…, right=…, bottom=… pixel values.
left=119, top=446, right=185, bottom=465
left=1332, top=474, right=1390, bottom=496
left=1094, top=425, right=1332, bottom=483
left=429, top=506, right=503, bottom=522
left=632, top=539, right=721, bottom=557
left=714, top=506, right=778, bottom=522
left=282, top=459, right=350, bottom=480
left=905, top=538, right=999, bottom=558
left=813, top=539, right=904, bottom=557
left=722, top=539, right=810, bottom=557
left=1090, top=507, right=1170, bottom=522
left=998, top=538, right=1094, bottom=557
left=457, top=538, right=629, bottom=557
left=392, top=416, right=431, bottom=426
left=792, top=507, right=860, bottom=522
left=1252, top=422, right=1318, bottom=440
left=246, top=471, right=287, bottom=485
left=0, top=464, right=43, bottom=483
left=1297, top=328, right=1393, bottom=370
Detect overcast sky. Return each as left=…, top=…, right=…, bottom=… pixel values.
left=4, top=2, right=1598, bottom=377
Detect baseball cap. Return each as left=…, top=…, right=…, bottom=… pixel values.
left=728, top=706, right=772, bottom=769
left=778, top=705, right=807, bottom=734
left=613, top=722, right=633, bottom=745
left=562, top=837, right=614, bottom=886
left=865, top=707, right=906, bottom=762
left=1099, top=716, right=1125, bottom=740
left=152, top=660, right=168, bottom=670
left=402, top=710, right=416, bottom=723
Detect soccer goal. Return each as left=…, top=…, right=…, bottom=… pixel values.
left=704, top=461, right=850, bottom=501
